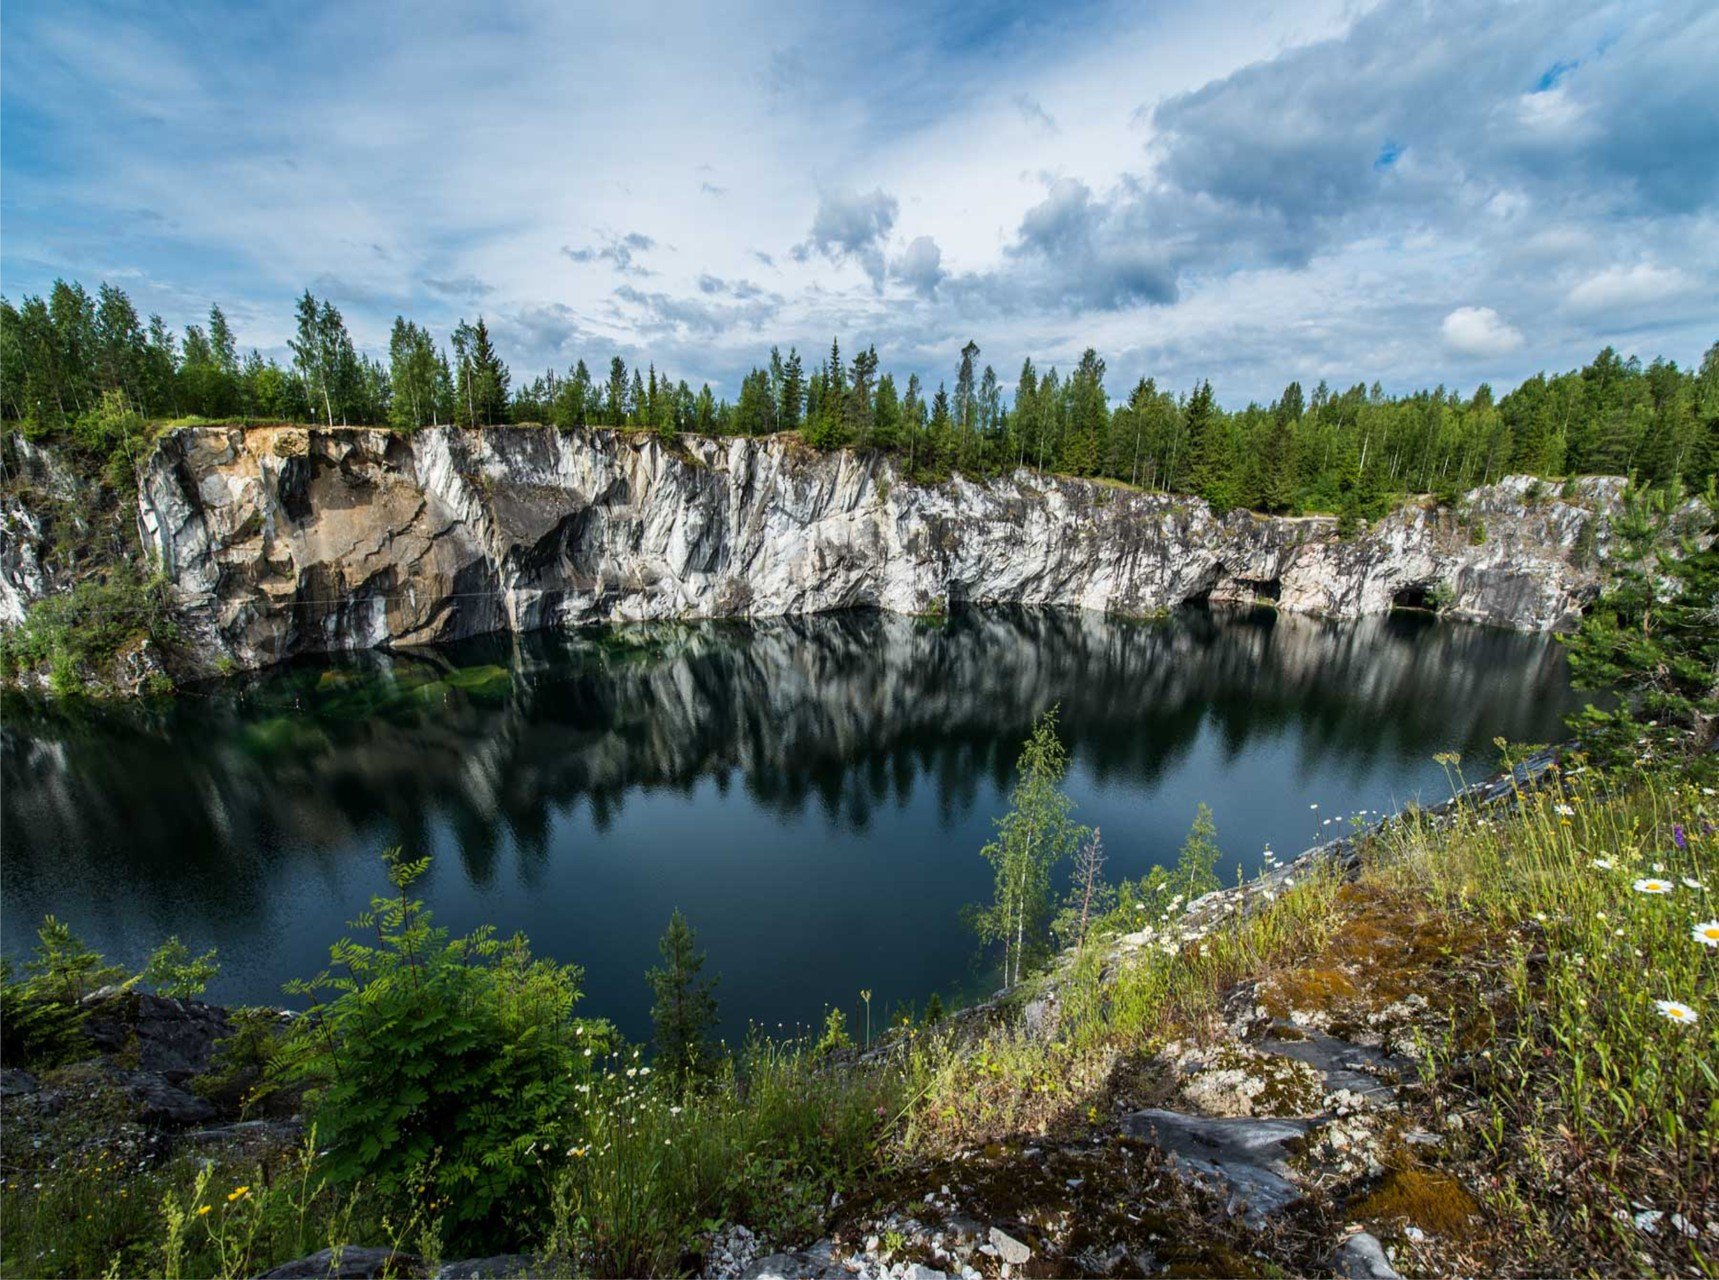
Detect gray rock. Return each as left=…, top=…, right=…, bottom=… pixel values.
left=83, top=990, right=234, bottom=1084
left=431, top=1257, right=537, bottom=1279
left=1122, top=1108, right=1315, bottom=1226
left=0, top=1068, right=40, bottom=1097
left=898, top=1266, right=947, bottom=1280
left=1333, top=1232, right=1402, bottom=1279
left=987, top=1228, right=1032, bottom=1266
left=256, top=1246, right=421, bottom=1278
left=131, top=1073, right=218, bottom=1128
left=738, top=1251, right=848, bottom=1280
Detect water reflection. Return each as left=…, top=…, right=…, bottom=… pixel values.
left=1, top=607, right=1586, bottom=1040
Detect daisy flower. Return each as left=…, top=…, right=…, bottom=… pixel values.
left=1591, top=857, right=1616, bottom=871
left=1691, top=921, right=1719, bottom=948
left=1655, top=1000, right=1698, bottom=1026
left=1633, top=878, right=1675, bottom=895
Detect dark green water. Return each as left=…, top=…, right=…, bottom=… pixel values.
left=1, top=607, right=1586, bottom=1043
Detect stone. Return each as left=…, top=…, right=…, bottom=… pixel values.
left=1122, top=1108, right=1315, bottom=1226
left=987, top=1228, right=1032, bottom=1266
left=130, top=1073, right=218, bottom=1128
left=122, top=427, right=1645, bottom=676
left=739, top=1252, right=849, bottom=1280
left=1333, top=1232, right=1402, bottom=1280
left=257, top=1246, right=422, bottom=1278
left=432, top=1258, right=538, bottom=1279
left=83, top=990, right=234, bottom=1085
left=0, top=1068, right=40, bottom=1097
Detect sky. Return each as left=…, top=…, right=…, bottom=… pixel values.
left=2, top=0, right=1717, bottom=406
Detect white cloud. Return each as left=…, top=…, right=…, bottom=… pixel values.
left=1441, top=306, right=1525, bottom=358
left=1566, top=263, right=1693, bottom=314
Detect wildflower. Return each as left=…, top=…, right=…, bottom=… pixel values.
left=1555, top=803, right=1575, bottom=817
left=1683, top=878, right=1705, bottom=891
left=1654, top=1000, right=1698, bottom=1026
left=1591, top=857, right=1616, bottom=871
left=1634, top=878, right=1675, bottom=895
left=227, top=1186, right=250, bottom=1202
left=1692, top=921, right=1719, bottom=948
left=197, top=1205, right=212, bottom=1216
left=1673, top=824, right=1688, bottom=850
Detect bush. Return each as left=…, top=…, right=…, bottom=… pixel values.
left=0, top=565, right=178, bottom=694
left=276, top=849, right=606, bottom=1249
left=141, top=936, right=219, bottom=1000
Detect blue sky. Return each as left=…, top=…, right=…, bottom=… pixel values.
left=2, top=0, right=1716, bottom=404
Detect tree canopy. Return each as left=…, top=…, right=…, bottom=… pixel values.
left=4, top=276, right=1714, bottom=519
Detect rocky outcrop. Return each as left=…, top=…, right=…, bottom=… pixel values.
left=134, top=425, right=1630, bottom=671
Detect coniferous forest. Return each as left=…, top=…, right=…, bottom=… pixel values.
left=3, top=279, right=1715, bottom=521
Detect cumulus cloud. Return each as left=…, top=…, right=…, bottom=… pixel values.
left=793, top=188, right=899, bottom=291
left=1441, top=306, right=1525, bottom=358
left=1566, top=262, right=1693, bottom=314
left=988, top=177, right=1177, bottom=310
left=893, top=236, right=945, bottom=299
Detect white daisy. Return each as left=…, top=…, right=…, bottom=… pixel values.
left=1655, top=1000, right=1698, bottom=1026
left=1591, top=857, right=1616, bottom=871
left=1691, top=921, right=1719, bottom=948
left=1633, top=878, right=1675, bottom=895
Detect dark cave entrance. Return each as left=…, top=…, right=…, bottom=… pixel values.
left=1390, top=583, right=1440, bottom=613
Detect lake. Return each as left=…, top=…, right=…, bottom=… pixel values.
left=1, top=606, right=1588, bottom=1044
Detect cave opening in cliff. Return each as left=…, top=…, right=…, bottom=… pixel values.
left=1391, top=583, right=1439, bottom=613
left=1246, top=576, right=1282, bottom=602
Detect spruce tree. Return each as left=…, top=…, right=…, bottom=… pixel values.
left=647, top=908, right=720, bottom=1087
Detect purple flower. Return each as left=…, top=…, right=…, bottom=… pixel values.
left=1673, top=823, right=1687, bottom=850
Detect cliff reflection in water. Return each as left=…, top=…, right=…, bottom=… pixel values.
left=1, top=607, right=1586, bottom=1040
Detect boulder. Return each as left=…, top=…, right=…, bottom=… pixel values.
left=131, top=1072, right=218, bottom=1128
left=257, top=1247, right=421, bottom=1278
left=1333, top=1231, right=1402, bottom=1279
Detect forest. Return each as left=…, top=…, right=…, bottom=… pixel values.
left=2, top=278, right=1715, bottom=519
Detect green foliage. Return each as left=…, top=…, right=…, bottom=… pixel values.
left=276, top=848, right=602, bottom=1248
left=8, top=277, right=1715, bottom=518
left=1098, top=803, right=1225, bottom=937
left=1562, top=486, right=1719, bottom=762
left=814, top=1006, right=853, bottom=1057
left=26, top=914, right=126, bottom=1002
left=141, top=936, right=220, bottom=1000
left=647, top=908, right=720, bottom=1088
left=0, top=565, right=179, bottom=695
left=547, top=1035, right=898, bottom=1278
left=0, top=957, right=89, bottom=1070
left=971, top=709, right=1090, bottom=986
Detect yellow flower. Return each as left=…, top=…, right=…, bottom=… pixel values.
left=197, top=1205, right=212, bottom=1216
left=227, top=1186, right=250, bottom=1202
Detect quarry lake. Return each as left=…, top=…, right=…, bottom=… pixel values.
left=2, top=606, right=1587, bottom=1044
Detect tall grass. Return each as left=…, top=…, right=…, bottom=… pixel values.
left=544, top=1038, right=908, bottom=1277
left=1368, top=760, right=1717, bottom=1267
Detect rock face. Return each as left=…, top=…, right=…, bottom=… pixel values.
left=135, top=425, right=1623, bottom=670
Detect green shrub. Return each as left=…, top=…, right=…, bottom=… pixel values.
left=276, top=849, right=605, bottom=1249
left=0, top=565, right=178, bottom=694
left=142, top=936, right=219, bottom=1000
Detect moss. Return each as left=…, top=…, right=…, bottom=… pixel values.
left=1259, top=967, right=1358, bottom=1019
left=1350, top=1166, right=1481, bottom=1239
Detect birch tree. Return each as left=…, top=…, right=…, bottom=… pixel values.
left=974, top=709, right=1089, bottom=987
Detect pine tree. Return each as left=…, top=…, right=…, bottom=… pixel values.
left=647, top=909, right=720, bottom=1087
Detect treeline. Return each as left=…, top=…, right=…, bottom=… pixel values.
left=3, top=278, right=1715, bottom=516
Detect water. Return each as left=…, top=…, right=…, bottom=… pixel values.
left=1, top=606, right=1588, bottom=1044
